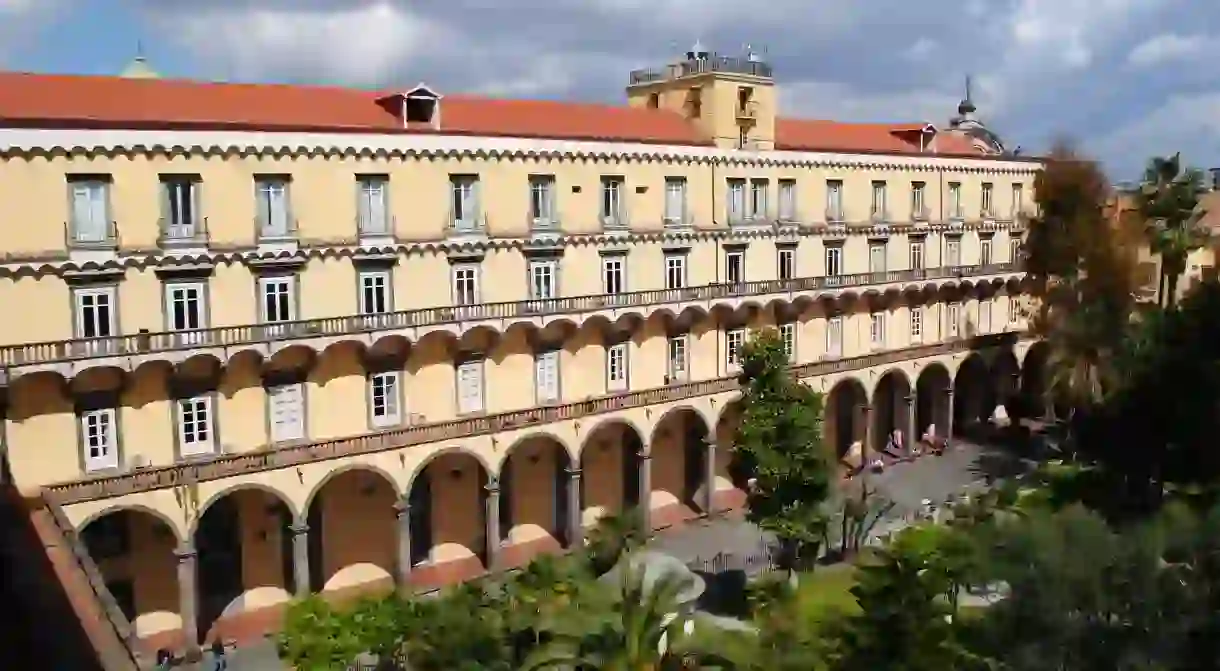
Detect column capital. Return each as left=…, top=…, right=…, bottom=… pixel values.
left=564, top=466, right=583, bottom=478
left=637, top=450, right=652, bottom=461
left=289, top=522, right=309, bottom=535
left=903, top=394, right=915, bottom=405
left=393, top=499, right=410, bottom=515
left=174, top=545, right=197, bottom=562
left=944, top=386, right=955, bottom=396
left=484, top=481, right=500, bottom=495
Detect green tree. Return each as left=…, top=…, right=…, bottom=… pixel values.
left=733, top=329, right=834, bottom=582
left=1137, top=153, right=1209, bottom=308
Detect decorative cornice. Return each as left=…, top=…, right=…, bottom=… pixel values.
left=42, top=331, right=1031, bottom=505
left=0, top=220, right=1025, bottom=279
left=0, top=129, right=1044, bottom=175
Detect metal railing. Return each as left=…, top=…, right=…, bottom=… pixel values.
left=64, top=220, right=119, bottom=250
left=256, top=217, right=299, bottom=243
left=157, top=216, right=209, bottom=248
left=0, top=263, right=1020, bottom=369
left=629, top=55, right=774, bottom=85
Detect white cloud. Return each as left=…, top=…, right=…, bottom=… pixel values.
left=1128, top=33, right=1216, bottom=67
left=1094, top=93, right=1220, bottom=177
left=0, top=0, right=60, bottom=64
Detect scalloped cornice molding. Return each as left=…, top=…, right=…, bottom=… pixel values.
left=0, top=129, right=1043, bottom=175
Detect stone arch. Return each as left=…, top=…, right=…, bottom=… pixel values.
left=303, top=465, right=400, bottom=593
left=713, top=398, right=751, bottom=501
left=991, top=349, right=1022, bottom=420
left=826, top=377, right=868, bottom=458
left=190, top=482, right=299, bottom=537
left=403, top=446, right=494, bottom=584
left=649, top=405, right=712, bottom=521
left=497, top=431, right=575, bottom=473
left=1021, top=340, right=1052, bottom=420
left=915, top=363, right=952, bottom=441
left=870, top=368, right=913, bottom=454
left=404, top=445, right=495, bottom=493
left=953, top=353, right=991, bottom=437
left=578, top=418, right=646, bottom=526
left=498, top=433, right=574, bottom=560
left=78, top=507, right=181, bottom=639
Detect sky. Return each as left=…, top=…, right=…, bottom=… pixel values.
left=3, top=0, right=1220, bottom=180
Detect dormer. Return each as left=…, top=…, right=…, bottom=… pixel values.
left=890, top=124, right=938, bottom=152
left=376, top=83, right=443, bottom=130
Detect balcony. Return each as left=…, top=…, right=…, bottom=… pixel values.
left=529, top=215, right=562, bottom=235
left=736, top=101, right=759, bottom=120
left=663, top=211, right=694, bottom=230
left=256, top=218, right=299, bottom=245
left=629, top=54, right=774, bottom=85
left=446, top=211, right=488, bottom=240
left=602, top=211, right=630, bottom=231
left=869, top=209, right=891, bottom=225
left=64, top=220, right=119, bottom=252
left=825, top=208, right=846, bottom=225
left=157, top=216, right=210, bottom=251
left=357, top=215, right=398, bottom=247
left=0, top=262, right=1022, bottom=371
left=912, top=208, right=930, bottom=224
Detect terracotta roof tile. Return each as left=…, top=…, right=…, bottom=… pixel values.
left=0, top=70, right=997, bottom=157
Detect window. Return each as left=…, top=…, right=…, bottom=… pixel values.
left=779, top=322, right=797, bottom=360
left=749, top=179, right=769, bottom=221
left=738, top=126, right=749, bottom=149
left=665, top=253, right=687, bottom=290
left=535, top=350, right=560, bottom=403
left=910, top=305, right=924, bottom=342
left=726, top=328, right=745, bottom=369
left=1008, top=297, right=1021, bottom=324
left=778, top=179, right=796, bottom=221
left=826, top=316, right=843, bottom=357
left=529, top=258, right=558, bottom=300
left=81, top=408, right=118, bottom=472
left=367, top=371, right=403, bottom=428
left=68, top=178, right=110, bottom=244
left=267, top=383, right=306, bottom=443
left=529, top=175, right=556, bottom=227
left=1009, top=238, right=1022, bottom=263
left=74, top=286, right=116, bottom=341
left=164, top=282, right=206, bottom=345
left=606, top=342, right=629, bottom=392
left=176, top=396, right=215, bottom=457
left=450, top=175, right=480, bottom=231
left=359, top=270, right=391, bottom=315
left=777, top=246, right=796, bottom=281
left=727, top=178, right=746, bottom=224
left=981, top=182, right=994, bottom=217
left=1011, top=184, right=1024, bottom=218
left=980, top=299, right=992, bottom=333
left=456, top=360, right=485, bottom=414
left=948, top=182, right=963, bottom=219
left=868, top=242, right=886, bottom=273
left=255, top=176, right=292, bottom=238
left=825, top=245, right=843, bottom=277
left=870, top=311, right=886, bottom=349
left=667, top=335, right=688, bottom=381
left=909, top=239, right=925, bottom=270
left=725, top=249, right=745, bottom=284
left=826, top=180, right=844, bottom=221
left=946, top=238, right=962, bottom=267
left=357, top=176, right=390, bottom=234
left=664, top=177, right=687, bottom=225
left=452, top=264, right=480, bottom=305
left=947, top=302, right=961, bottom=337
left=601, top=176, right=625, bottom=226
left=911, top=182, right=927, bottom=220
left=602, top=254, right=625, bottom=295
left=160, top=176, right=199, bottom=239
left=871, top=181, right=887, bottom=221
left=259, top=276, right=296, bottom=325
left=980, top=237, right=993, bottom=266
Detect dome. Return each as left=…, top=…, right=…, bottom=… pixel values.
left=120, top=56, right=160, bottom=80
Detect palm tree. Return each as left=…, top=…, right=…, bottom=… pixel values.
left=521, top=565, right=704, bottom=671
left=1138, top=153, right=1209, bottom=308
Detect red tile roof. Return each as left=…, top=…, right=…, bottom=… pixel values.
left=0, top=71, right=991, bottom=156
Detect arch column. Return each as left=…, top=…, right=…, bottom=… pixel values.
left=484, top=480, right=502, bottom=570
left=703, top=438, right=717, bottom=515
left=945, top=386, right=955, bottom=446
left=174, top=543, right=198, bottom=654
left=565, top=467, right=583, bottom=548
left=290, top=520, right=310, bottom=598
left=638, top=448, right=652, bottom=533
left=859, top=404, right=872, bottom=465
left=903, top=394, right=916, bottom=451
left=394, top=499, right=411, bottom=590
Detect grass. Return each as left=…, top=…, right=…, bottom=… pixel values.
left=793, top=563, right=860, bottom=621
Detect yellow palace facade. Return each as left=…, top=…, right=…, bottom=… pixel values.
left=0, top=48, right=1045, bottom=651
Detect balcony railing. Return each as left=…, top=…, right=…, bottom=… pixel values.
left=157, top=216, right=210, bottom=248
left=257, top=218, right=299, bottom=243
left=64, top=221, right=119, bottom=251
left=629, top=54, right=774, bottom=85
left=447, top=212, right=487, bottom=238
left=0, top=263, right=1021, bottom=370
left=43, top=330, right=1025, bottom=505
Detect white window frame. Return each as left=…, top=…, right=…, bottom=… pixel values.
left=528, top=258, right=558, bottom=300
left=947, top=302, right=961, bottom=338
left=868, top=243, right=887, bottom=274
left=358, top=269, right=392, bottom=315
left=368, top=370, right=403, bottom=428
left=725, top=249, right=745, bottom=285
left=825, top=245, right=843, bottom=277
left=456, top=359, right=485, bottom=415
left=946, top=238, right=962, bottom=268
left=910, top=305, right=924, bottom=343
left=779, top=322, right=797, bottom=360
left=255, top=176, right=292, bottom=237
left=450, top=175, right=480, bottom=230
left=529, top=174, right=556, bottom=227
left=726, top=328, right=746, bottom=370
left=826, top=180, right=844, bottom=221
left=749, top=178, right=769, bottom=221
left=164, top=281, right=206, bottom=334
left=727, top=178, right=746, bottom=225
left=161, top=176, right=199, bottom=238
left=80, top=407, right=119, bottom=472
left=600, top=176, right=625, bottom=226
left=258, top=275, right=296, bottom=325
left=601, top=254, right=625, bottom=295
left=870, top=181, right=887, bottom=220
left=176, top=395, right=216, bottom=458
left=979, top=299, right=992, bottom=333
left=664, top=177, right=687, bottom=225
left=451, top=263, right=480, bottom=306
left=667, top=335, right=688, bottom=382
left=69, top=178, right=111, bottom=244
left=909, top=240, right=925, bottom=271
left=1009, top=238, right=1022, bottom=263
left=357, top=175, right=390, bottom=234
left=1011, top=183, right=1024, bottom=219
left=911, top=182, right=926, bottom=219
left=74, top=285, right=117, bottom=340
left=869, top=311, right=886, bottom=349
left=1008, top=297, right=1021, bottom=324
left=778, top=179, right=796, bottom=221
left=606, top=342, right=629, bottom=392
left=266, top=382, right=306, bottom=443
left=981, top=182, right=994, bottom=217
left=777, top=246, right=796, bottom=281
left=980, top=237, right=993, bottom=266
left=826, top=316, right=843, bottom=358
left=665, top=253, right=687, bottom=290
left=948, top=182, right=963, bottom=219
left=534, top=350, right=561, bottom=404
